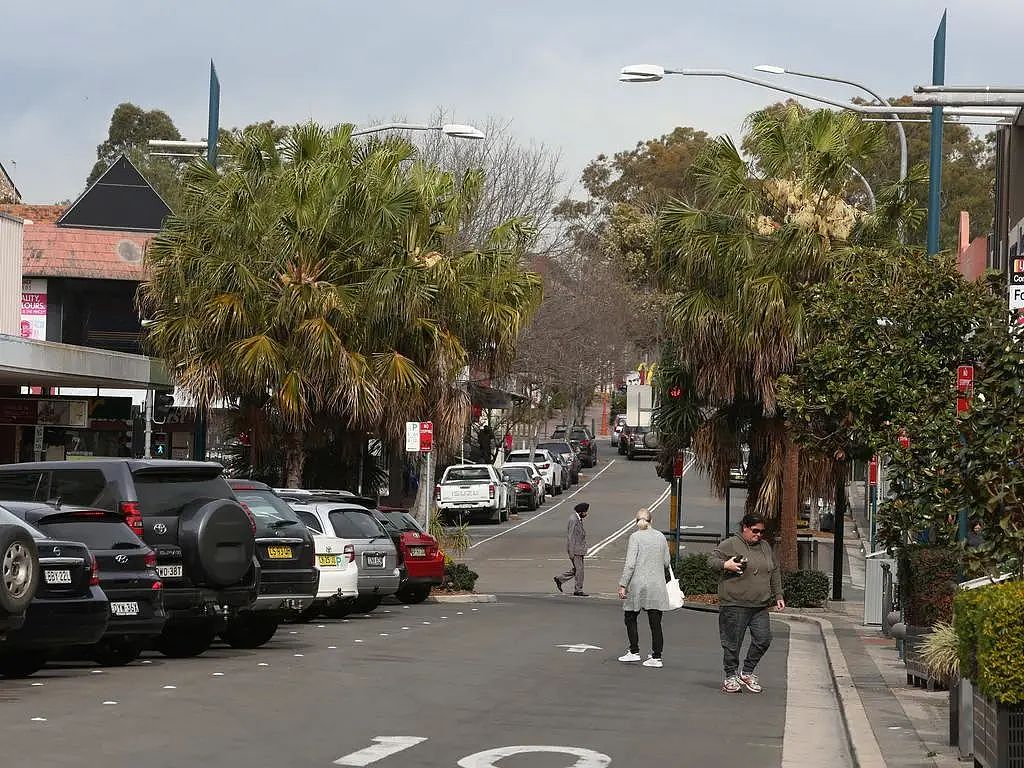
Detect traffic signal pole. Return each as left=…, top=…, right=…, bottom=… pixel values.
left=143, top=389, right=153, bottom=459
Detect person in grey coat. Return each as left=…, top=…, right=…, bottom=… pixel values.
left=554, top=502, right=589, bottom=596
left=617, top=508, right=671, bottom=668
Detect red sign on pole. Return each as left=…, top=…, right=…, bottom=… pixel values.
left=673, top=452, right=684, bottom=478
left=897, top=430, right=910, bottom=449
left=869, top=456, right=879, bottom=485
left=419, top=421, right=433, bottom=452
left=504, top=433, right=513, bottom=452
left=957, top=365, right=974, bottom=392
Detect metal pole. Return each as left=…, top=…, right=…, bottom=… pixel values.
left=143, top=390, right=153, bottom=459
left=724, top=484, right=731, bottom=539
left=674, top=473, right=683, bottom=558
left=927, top=12, right=947, bottom=256
left=832, top=464, right=847, bottom=601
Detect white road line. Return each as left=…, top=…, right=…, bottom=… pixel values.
left=334, top=736, right=429, bottom=766
left=586, top=457, right=696, bottom=558
left=468, top=461, right=618, bottom=549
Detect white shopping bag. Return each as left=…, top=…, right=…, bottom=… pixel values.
left=666, top=565, right=684, bottom=610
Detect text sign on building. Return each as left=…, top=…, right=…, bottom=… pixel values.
left=20, top=278, right=47, bottom=340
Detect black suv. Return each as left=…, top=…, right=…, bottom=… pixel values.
left=0, top=460, right=257, bottom=658
left=1, top=501, right=166, bottom=665
left=225, top=479, right=317, bottom=648
left=551, top=425, right=598, bottom=468
left=0, top=506, right=109, bottom=677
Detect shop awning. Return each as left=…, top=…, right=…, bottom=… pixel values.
left=469, top=382, right=528, bottom=410
left=0, top=335, right=170, bottom=390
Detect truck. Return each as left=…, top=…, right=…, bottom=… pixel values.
left=434, top=464, right=511, bottom=525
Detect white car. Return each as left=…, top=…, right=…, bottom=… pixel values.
left=503, top=448, right=563, bottom=495
left=304, top=530, right=359, bottom=619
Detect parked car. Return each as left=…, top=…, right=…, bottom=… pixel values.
left=500, top=462, right=546, bottom=506
left=224, top=479, right=318, bottom=647
left=536, top=440, right=580, bottom=484
left=729, top=465, right=748, bottom=488
left=0, top=521, right=39, bottom=640
left=286, top=501, right=400, bottom=614
left=551, top=426, right=598, bottom=468
left=610, top=415, right=629, bottom=447
left=625, top=426, right=660, bottom=460
left=0, top=506, right=109, bottom=678
left=289, top=506, right=359, bottom=619
left=503, top=449, right=563, bottom=495
left=2, top=501, right=165, bottom=666
left=435, top=464, right=512, bottom=524
left=0, top=460, right=258, bottom=659
left=375, top=507, right=445, bottom=604
left=502, top=465, right=541, bottom=511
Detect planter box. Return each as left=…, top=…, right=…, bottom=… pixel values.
left=904, top=625, right=948, bottom=692
left=973, top=688, right=1024, bottom=768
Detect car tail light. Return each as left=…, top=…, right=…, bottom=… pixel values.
left=434, top=484, right=441, bottom=501
left=343, top=544, right=355, bottom=563
left=240, top=502, right=257, bottom=534
left=516, top=482, right=532, bottom=491
left=488, top=483, right=495, bottom=499
left=152, top=580, right=163, bottom=590
left=580, top=439, right=590, bottom=447
left=144, top=551, right=157, bottom=569
left=120, top=501, right=144, bottom=537
left=89, top=554, right=100, bottom=586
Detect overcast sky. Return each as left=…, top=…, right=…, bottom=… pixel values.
left=3, top=1, right=1020, bottom=204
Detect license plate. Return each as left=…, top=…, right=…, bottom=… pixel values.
left=408, top=546, right=426, bottom=558
left=317, top=554, right=338, bottom=567
left=156, top=565, right=183, bottom=578
left=110, top=601, right=139, bottom=617
left=364, top=554, right=385, bottom=568
left=44, top=569, right=72, bottom=585
left=267, top=546, right=293, bottom=559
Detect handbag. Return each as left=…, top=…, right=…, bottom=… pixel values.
left=665, top=565, right=684, bottom=610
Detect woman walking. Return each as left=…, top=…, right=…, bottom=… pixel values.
left=617, top=508, right=671, bottom=668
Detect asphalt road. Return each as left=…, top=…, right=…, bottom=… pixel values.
left=1, top=443, right=851, bottom=768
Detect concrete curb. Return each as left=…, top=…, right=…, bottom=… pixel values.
left=781, top=614, right=887, bottom=768
left=426, top=593, right=498, bottom=603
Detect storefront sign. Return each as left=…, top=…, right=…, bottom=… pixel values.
left=0, top=398, right=89, bottom=427
left=20, top=278, right=47, bottom=340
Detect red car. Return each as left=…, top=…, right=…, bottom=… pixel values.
left=374, top=507, right=444, bottom=604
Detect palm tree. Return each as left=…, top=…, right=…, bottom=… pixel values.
left=656, top=104, right=887, bottom=569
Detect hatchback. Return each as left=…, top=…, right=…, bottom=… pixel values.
left=375, top=507, right=444, bottom=604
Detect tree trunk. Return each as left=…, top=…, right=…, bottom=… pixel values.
left=778, top=431, right=800, bottom=573
left=383, top=438, right=406, bottom=506
left=283, top=429, right=306, bottom=488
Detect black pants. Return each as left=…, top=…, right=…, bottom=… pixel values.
left=624, top=609, right=664, bottom=658
left=719, top=605, right=772, bottom=676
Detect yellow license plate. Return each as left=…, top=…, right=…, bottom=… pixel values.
left=267, top=546, right=293, bottom=559
left=317, top=554, right=338, bottom=567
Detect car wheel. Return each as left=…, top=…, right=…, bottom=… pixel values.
left=0, top=650, right=47, bottom=678
left=321, top=599, right=355, bottom=619
left=352, top=595, right=382, bottom=614
left=92, top=637, right=144, bottom=667
left=397, top=584, right=431, bottom=604
left=156, top=624, right=217, bottom=658
left=221, top=615, right=279, bottom=649
left=0, top=526, right=39, bottom=614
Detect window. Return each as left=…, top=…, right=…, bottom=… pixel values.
left=36, top=518, right=139, bottom=550
left=328, top=508, right=388, bottom=539
left=296, top=510, right=323, bottom=534
left=133, top=474, right=232, bottom=516
left=232, top=489, right=303, bottom=535
left=378, top=510, right=422, bottom=533
left=445, top=467, right=491, bottom=482
left=50, top=469, right=113, bottom=509
left=0, top=471, right=47, bottom=502
left=503, top=467, right=532, bottom=482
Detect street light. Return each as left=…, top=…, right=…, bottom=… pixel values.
left=754, top=64, right=908, bottom=184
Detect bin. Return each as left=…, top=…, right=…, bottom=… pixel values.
left=797, top=537, right=818, bottom=571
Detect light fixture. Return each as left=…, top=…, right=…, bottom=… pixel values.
left=754, top=65, right=787, bottom=75
left=441, top=124, right=486, bottom=140
left=619, top=64, right=665, bottom=83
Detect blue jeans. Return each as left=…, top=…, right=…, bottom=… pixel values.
left=719, top=605, right=772, bottom=677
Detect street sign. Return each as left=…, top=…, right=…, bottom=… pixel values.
left=898, top=430, right=910, bottom=449
left=869, top=456, right=878, bottom=485
left=956, top=365, right=974, bottom=392
left=504, top=433, right=513, bottom=452
left=419, top=421, right=433, bottom=452
left=673, top=452, right=684, bottom=478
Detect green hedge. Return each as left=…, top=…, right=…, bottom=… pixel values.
left=441, top=562, right=479, bottom=592
left=782, top=570, right=830, bottom=607
left=675, top=553, right=719, bottom=595
left=954, top=581, right=1024, bottom=704
left=900, top=545, right=959, bottom=627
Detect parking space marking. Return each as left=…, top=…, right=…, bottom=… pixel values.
left=333, top=736, right=429, bottom=766
left=458, top=745, right=611, bottom=767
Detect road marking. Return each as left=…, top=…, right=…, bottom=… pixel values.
left=557, top=644, right=603, bottom=654
left=586, top=457, right=696, bottom=558
left=458, top=745, right=612, bottom=767
left=468, top=461, right=618, bottom=549
left=334, top=736, right=429, bottom=766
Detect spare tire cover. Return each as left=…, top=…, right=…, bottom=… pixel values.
left=179, top=500, right=255, bottom=588
left=643, top=432, right=661, bottom=449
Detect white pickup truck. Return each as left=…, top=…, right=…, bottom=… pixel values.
left=435, top=464, right=511, bottom=525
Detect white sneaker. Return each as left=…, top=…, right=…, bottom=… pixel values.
left=618, top=651, right=642, bottom=662
left=643, top=655, right=663, bottom=668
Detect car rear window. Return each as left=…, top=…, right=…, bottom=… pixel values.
left=133, top=474, right=233, bottom=516
left=507, top=451, right=546, bottom=463
left=233, top=489, right=303, bottom=535
left=36, top=517, right=141, bottom=550
left=503, top=467, right=532, bottom=482
left=328, top=508, right=388, bottom=539
left=537, top=443, right=570, bottom=455
left=445, top=467, right=491, bottom=482
left=378, top=510, right=422, bottom=533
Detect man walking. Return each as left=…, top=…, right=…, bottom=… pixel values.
left=554, top=502, right=589, bottom=596
left=708, top=512, right=785, bottom=694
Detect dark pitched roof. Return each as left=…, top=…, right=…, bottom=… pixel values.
left=56, top=154, right=171, bottom=232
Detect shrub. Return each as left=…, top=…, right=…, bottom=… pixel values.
left=782, top=570, right=830, bottom=607
left=900, top=545, right=959, bottom=627
left=441, top=561, right=479, bottom=593
left=676, top=553, right=719, bottom=595
left=955, top=581, right=1024, bottom=704
left=917, top=621, right=959, bottom=683
left=952, top=588, right=983, bottom=682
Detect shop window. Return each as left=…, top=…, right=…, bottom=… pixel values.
left=50, top=469, right=113, bottom=509
left=0, top=471, right=47, bottom=501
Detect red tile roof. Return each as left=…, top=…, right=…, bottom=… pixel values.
left=21, top=222, right=151, bottom=281
left=0, top=204, right=66, bottom=224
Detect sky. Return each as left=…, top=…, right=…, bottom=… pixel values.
left=3, top=1, right=1021, bottom=204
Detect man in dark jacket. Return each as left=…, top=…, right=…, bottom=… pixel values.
left=708, top=512, right=785, bottom=694
left=554, top=502, right=589, bottom=596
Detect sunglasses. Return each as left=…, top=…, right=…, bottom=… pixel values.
left=748, top=528, right=765, bottom=535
